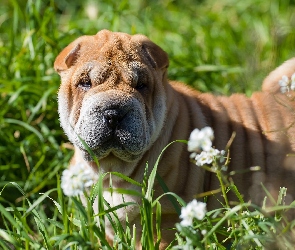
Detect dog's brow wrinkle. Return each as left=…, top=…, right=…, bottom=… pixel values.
left=82, top=61, right=109, bottom=85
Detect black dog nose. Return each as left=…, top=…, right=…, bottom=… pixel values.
left=103, top=109, right=121, bottom=129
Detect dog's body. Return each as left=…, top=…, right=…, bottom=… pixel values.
left=54, top=30, right=295, bottom=247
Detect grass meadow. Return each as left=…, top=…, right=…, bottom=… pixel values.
left=2, top=0, right=295, bottom=249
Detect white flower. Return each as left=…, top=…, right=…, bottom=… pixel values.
left=280, top=85, right=289, bottom=93
left=208, top=147, right=220, bottom=156
left=200, top=138, right=213, bottom=152
left=201, top=229, right=207, bottom=235
left=61, top=163, right=97, bottom=197
left=278, top=75, right=290, bottom=93
left=194, top=202, right=207, bottom=220
left=279, top=75, right=289, bottom=86
left=189, top=152, right=197, bottom=159
left=201, top=127, right=214, bottom=140
left=188, top=127, right=228, bottom=168
left=193, top=146, right=225, bottom=167
left=195, top=151, right=213, bottom=166
left=291, top=73, right=295, bottom=91
left=188, top=127, right=214, bottom=152
left=180, top=199, right=207, bottom=227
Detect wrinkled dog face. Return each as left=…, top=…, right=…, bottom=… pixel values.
left=54, top=30, right=169, bottom=163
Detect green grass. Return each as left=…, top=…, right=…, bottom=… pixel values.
left=1, top=0, right=295, bottom=249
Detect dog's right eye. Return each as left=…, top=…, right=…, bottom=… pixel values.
left=77, top=79, right=92, bottom=90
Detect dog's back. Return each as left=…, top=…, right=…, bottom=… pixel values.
left=170, top=81, right=295, bottom=206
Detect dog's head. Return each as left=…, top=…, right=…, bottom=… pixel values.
left=54, top=30, right=169, bottom=164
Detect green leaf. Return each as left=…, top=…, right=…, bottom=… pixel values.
left=46, top=219, right=64, bottom=230
left=107, top=188, right=142, bottom=198
left=23, top=188, right=57, bottom=217
left=0, top=203, right=20, bottom=229
left=146, top=140, right=185, bottom=201
left=0, top=229, right=21, bottom=248
left=110, top=172, right=142, bottom=187
left=156, top=173, right=184, bottom=215
left=152, top=191, right=186, bottom=210
left=71, top=197, right=88, bottom=221
left=76, top=134, right=100, bottom=167
left=95, top=201, right=137, bottom=217
left=4, top=118, right=44, bottom=142
left=202, top=204, right=245, bottom=242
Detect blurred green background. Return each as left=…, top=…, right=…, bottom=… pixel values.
left=1, top=0, right=295, bottom=204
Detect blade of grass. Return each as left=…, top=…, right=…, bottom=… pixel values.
left=4, top=118, right=44, bottom=142
left=146, top=140, right=186, bottom=201
left=23, top=188, right=57, bottom=217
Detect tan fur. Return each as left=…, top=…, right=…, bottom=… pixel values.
left=55, top=30, right=295, bottom=248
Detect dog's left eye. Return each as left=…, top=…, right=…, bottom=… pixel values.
left=136, top=82, right=146, bottom=90
left=78, top=79, right=92, bottom=90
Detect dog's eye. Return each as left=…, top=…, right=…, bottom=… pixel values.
left=136, top=82, right=146, bottom=90
left=78, top=79, right=92, bottom=90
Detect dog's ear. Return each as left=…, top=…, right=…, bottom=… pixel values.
left=54, top=42, right=81, bottom=73
left=133, top=35, right=169, bottom=70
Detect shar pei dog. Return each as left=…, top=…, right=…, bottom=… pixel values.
left=54, top=29, right=295, bottom=247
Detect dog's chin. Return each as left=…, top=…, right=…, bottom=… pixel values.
left=79, top=147, right=143, bottom=163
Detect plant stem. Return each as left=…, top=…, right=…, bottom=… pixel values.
left=216, top=170, right=229, bottom=208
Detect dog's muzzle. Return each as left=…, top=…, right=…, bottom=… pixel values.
left=103, top=109, right=126, bottom=130
left=72, top=91, right=148, bottom=161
